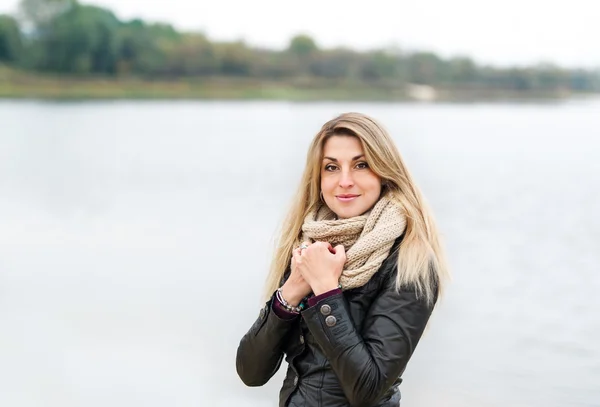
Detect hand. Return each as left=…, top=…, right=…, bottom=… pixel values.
left=293, top=241, right=346, bottom=296
left=280, top=245, right=313, bottom=306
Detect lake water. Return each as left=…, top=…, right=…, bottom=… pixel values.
left=1, top=99, right=599, bottom=407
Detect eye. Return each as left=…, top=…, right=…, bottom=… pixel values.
left=324, top=164, right=338, bottom=171
left=355, top=161, right=369, bottom=169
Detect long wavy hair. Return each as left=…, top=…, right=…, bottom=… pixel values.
left=263, top=112, right=450, bottom=305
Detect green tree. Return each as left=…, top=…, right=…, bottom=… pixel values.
left=506, top=68, right=535, bottom=90
left=407, top=52, right=443, bottom=85
left=161, top=33, right=218, bottom=76
left=288, top=34, right=318, bottom=57
left=359, top=51, right=403, bottom=81
left=534, top=63, right=566, bottom=91
left=251, top=49, right=296, bottom=78
left=215, top=41, right=252, bottom=76
left=309, top=49, right=356, bottom=79
left=18, top=0, right=74, bottom=30
left=36, top=4, right=120, bottom=73
left=569, top=69, right=597, bottom=91
left=448, top=57, right=477, bottom=84
left=116, top=20, right=180, bottom=75
left=0, top=14, right=23, bottom=62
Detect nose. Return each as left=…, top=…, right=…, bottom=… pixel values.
left=339, top=169, right=354, bottom=188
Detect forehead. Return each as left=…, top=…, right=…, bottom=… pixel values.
left=322, top=135, right=363, bottom=157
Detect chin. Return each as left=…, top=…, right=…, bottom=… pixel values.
left=332, top=205, right=367, bottom=219
left=325, top=195, right=378, bottom=219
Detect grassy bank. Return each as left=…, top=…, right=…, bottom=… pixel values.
left=0, top=66, right=592, bottom=102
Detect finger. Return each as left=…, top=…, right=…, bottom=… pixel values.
left=313, top=241, right=330, bottom=251
left=301, top=241, right=311, bottom=252
left=334, top=244, right=346, bottom=260
left=293, top=247, right=303, bottom=263
left=299, top=246, right=311, bottom=257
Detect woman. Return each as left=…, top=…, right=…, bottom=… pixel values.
left=236, top=112, right=450, bottom=407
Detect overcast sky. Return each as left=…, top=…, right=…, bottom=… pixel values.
left=1, top=0, right=598, bottom=68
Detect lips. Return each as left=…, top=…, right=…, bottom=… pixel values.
left=336, top=194, right=360, bottom=202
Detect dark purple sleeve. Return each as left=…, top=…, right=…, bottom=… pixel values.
left=308, top=288, right=342, bottom=307
left=272, top=295, right=300, bottom=320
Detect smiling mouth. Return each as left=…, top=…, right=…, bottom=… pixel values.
left=336, top=194, right=360, bottom=202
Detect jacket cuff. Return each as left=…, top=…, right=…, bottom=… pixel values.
left=301, top=293, right=359, bottom=355
left=308, top=288, right=342, bottom=307
left=251, top=296, right=298, bottom=337
left=272, top=294, right=300, bottom=320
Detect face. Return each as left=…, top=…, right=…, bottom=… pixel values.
left=320, top=135, right=382, bottom=219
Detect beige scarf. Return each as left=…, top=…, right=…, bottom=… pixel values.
left=301, top=194, right=407, bottom=290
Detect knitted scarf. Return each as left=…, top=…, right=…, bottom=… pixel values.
left=300, top=194, right=407, bottom=290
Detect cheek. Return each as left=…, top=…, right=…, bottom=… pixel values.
left=360, top=175, right=382, bottom=194
left=321, top=176, right=335, bottom=192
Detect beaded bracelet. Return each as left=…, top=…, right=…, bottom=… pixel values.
left=276, top=288, right=306, bottom=313
left=276, top=283, right=342, bottom=314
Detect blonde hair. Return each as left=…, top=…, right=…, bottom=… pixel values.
left=263, top=112, right=450, bottom=305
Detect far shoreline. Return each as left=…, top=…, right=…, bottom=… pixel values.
left=1, top=69, right=598, bottom=103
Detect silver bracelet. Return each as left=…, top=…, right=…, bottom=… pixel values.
left=276, top=288, right=302, bottom=313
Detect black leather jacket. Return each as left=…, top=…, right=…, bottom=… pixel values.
left=236, top=243, right=437, bottom=407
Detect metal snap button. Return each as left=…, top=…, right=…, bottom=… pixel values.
left=325, top=315, right=337, bottom=327
left=320, top=304, right=331, bottom=315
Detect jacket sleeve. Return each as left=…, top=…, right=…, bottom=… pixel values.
left=235, top=295, right=298, bottom=387
left=301, top=276, right=436, bottom=407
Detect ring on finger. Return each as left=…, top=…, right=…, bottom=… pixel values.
left=299, top=243, right=309, bottom=250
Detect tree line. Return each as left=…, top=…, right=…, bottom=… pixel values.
left=1, top=0, right=599, bottom=93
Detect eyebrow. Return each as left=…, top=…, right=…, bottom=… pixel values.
left=323, top=154, right=364, bottom=162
